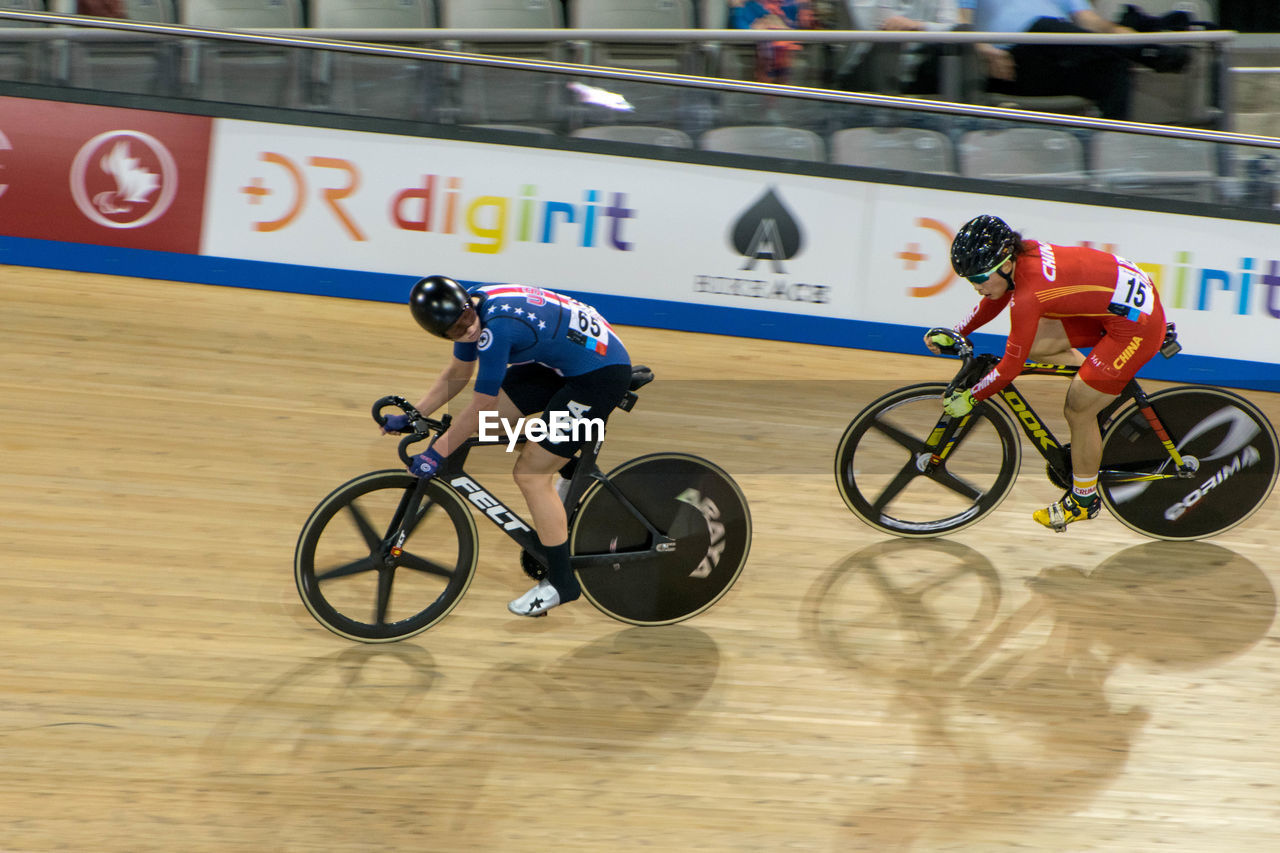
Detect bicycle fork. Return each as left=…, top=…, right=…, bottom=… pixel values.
left=383, top=476, right=434, bottom=565
left=922, top=415, right=971, bottom=473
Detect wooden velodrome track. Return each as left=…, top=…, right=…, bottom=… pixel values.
left=3, top=265, right=1279, bottom=852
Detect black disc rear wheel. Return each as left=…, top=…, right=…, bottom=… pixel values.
left=1099, top=387, right=1278, bottom=540
left=569, top=453, right=751, bottom=625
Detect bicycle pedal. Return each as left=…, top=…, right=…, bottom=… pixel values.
left=520, top=549, right=548, bottom=581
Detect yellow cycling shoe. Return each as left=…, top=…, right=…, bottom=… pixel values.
left=1033, top=491, right=1102, bottom=532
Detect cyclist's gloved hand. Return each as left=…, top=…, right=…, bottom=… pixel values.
left=943, top=389, right=975, bottom=418
left=382, top=413, right=413, bottom=434
left=408, top=447, right=445, bottom=479
left=928, top=331, right=956, bottom=351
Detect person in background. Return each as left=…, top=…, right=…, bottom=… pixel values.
left=873, top=0, right=962, bottom=93
left=835, top=1, right=961, bottom=94
left=730, top=0, right=815, bottom=84
left=956, top=0, right=1137, bottom=119
left=77, top=0, right=125, bottom=17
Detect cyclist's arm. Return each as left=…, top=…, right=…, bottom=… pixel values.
left=428, top=324, right=517, bottom=458
left=412, top=354, right=476, bottom=418
left=430, top=390, right=500, bottom=459
left=955, top=291, right=1010, bottom=338
left=971, top=303, right=1038, bottom=402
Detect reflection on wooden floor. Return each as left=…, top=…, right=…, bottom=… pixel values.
left=2, top=267, right=1277, bottom=852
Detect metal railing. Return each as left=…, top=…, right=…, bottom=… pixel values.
left=2, top=10, right=1277, bottom=211
left=0, top=11, right=1252, bottom=142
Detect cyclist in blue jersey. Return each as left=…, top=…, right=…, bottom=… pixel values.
left=384, top=275, right=633, bottom=618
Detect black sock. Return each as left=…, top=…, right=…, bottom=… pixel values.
left=544, top=541, right=580, bottom=603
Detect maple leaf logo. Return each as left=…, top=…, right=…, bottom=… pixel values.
left=70, top=129, right=179, bottom=229
left=92, top=140, right=160, bottom=215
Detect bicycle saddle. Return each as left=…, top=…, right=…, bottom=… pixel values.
left=629, top=365, right=655, bottom=391
left=617, top=366, right=654, bottom=413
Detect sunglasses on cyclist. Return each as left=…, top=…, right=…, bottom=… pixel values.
left=966, top=255, right=1011, bottom=284
left=443, top=304, right=478, bottom=340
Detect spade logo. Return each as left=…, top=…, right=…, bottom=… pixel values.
left=731, top=187, right=804, bottom=273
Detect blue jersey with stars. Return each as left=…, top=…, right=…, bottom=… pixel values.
left=452, top=284, right=630, bottom=396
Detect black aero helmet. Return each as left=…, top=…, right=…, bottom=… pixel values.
left=409, top=275, right=471, bottom=338
left=951, top=214, right=1015, bottom=279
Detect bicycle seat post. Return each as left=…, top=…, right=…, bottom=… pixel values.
left=560, top=438, right=605, bottom=509
left=556, top=364, right=654, bottom=509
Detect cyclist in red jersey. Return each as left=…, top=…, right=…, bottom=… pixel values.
left=925, top=214, right=1167, bottom=531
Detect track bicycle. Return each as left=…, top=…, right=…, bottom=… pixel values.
left=834, top=326, right=1278, bottom=540
left=295, top=366, right=753, bottom=642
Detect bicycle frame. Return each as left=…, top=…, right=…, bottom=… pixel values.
left=923, top=353, right=1072, bottom=480
left=928, top=350, right=1196, bottom=488
left=378, top=405, right=675, bottom=577
left=992, top=362, right=1078, bottom=481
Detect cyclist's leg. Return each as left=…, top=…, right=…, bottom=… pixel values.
left=1074, top=314, right=1166, bottom=477
left=1063, top=377, right=1118, bottom=485
left=1038, top=316, right=1165, bottom=529
left=499, top=365, right=575, bottom=486
left=499, top=364, right=561, bottom=419
left=513, top=442, right=571, bottom=549
left=509, top=440, right=579, bottom=613
left=508, top=364, right=631, bottom=615
left=1029, top=318, right=1086, bottom=365
left=1026, top=320, right=1088, bottom=460
left=497, top=366, right=575, bottom=615
left=1032, top=375, right=1115, bottom=529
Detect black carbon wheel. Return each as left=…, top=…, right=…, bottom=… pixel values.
left=835, top=383, right=1022, bottom=537
left=569, top=454, right=751, bottom=626
left=1099, top=387, right=1278, bottom=540
left=295, top=470, right=479, bottom=642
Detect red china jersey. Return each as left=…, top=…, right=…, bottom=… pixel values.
left=956, top=242, right=1165, bottom=400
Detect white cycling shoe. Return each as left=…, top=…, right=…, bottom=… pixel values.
left=508, top=579, right=562, bottom=617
